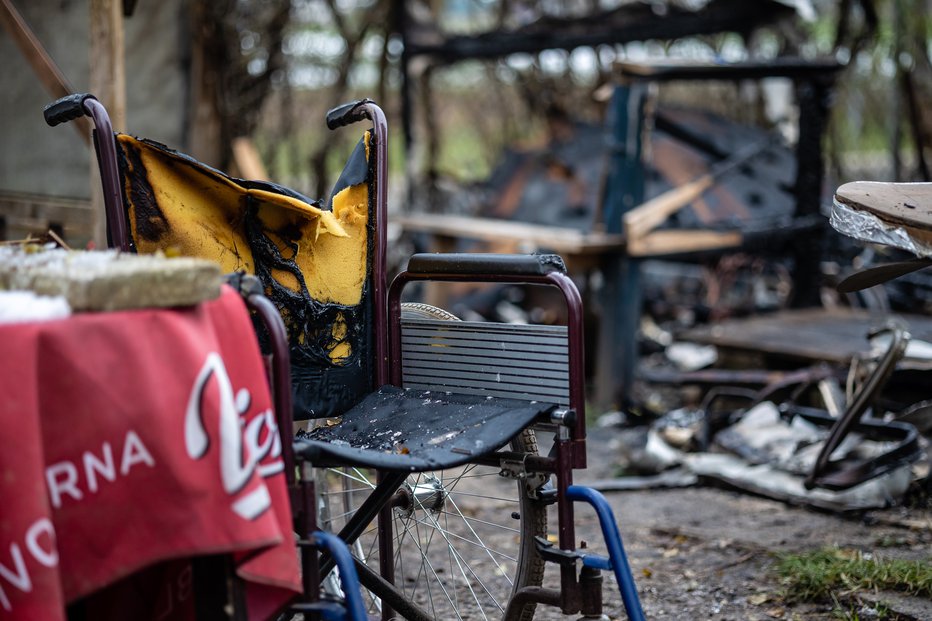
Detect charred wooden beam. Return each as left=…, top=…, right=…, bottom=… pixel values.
left=617, top=58, right=843, bottom=83
left=790, top=76, right=833, bottom=307
left=405, top=0, right=796, bottom=64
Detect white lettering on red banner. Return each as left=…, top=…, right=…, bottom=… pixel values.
left=45, top=431, right=155, bottom=509
left=184, top=353, right=283, bottom=521
left=0, top=518, right=57, bottom=612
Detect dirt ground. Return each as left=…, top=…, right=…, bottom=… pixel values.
left=565, top=426, right=932, bottom=621
left=343, top=426, right=930, bottom=621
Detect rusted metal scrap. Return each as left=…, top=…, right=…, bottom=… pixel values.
left=622, top=315, right=930, bottom=509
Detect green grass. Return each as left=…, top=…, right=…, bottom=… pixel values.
left=830, top=593, right=892, bottom=621
left=775, top=548, right=932, bottom=603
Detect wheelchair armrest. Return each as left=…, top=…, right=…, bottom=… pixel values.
left=388, top=252, right=587, bottom=466
left=406, top=253, right=566, bottom=278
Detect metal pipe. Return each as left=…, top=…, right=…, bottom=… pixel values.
left=319, top=471, right=408, bottom=578
left=805, top=325, right=909, bottom=489
left=245, top=293, right=295, bottom=485
left=387, top=269, right=405, bottom=387
left=388, top=267, right=588, bottom=465
left=352, top=557, right=434, bottom=621
left=311, top=531, right=368, bottom=621
left=298, top=463, right=319, bottom=604
left=566, top=485, right=645, bottom=621
left=360, top=102, right=390, bottom=388
left=546, top=271, right=587, bottom=448
left=502, top=586, right=562, bottom=621
left=83, top=98, right=130, bottom=251
left=556, top=430, right=576, bottom=610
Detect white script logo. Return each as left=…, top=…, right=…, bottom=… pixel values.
left=185, top=353, right=283, bottom=520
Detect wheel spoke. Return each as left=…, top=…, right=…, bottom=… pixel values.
left=408, top=501, right=450, bottom=619
left=433, top=510, right=522, bottom=533
left=317, top=432, right=545, bottom=621
left=406, top=515, right=518, bottom=562
left=445, top=492, right=515, bottom=588
left=418, top=506, right=501, bottom=616
left=327, top=467, right=377, bottom=488
left=440, top=490, right=522, bottom=503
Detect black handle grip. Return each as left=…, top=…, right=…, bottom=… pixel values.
left=326, top=99, right=374, bottom=130
left=43, top=93, right=97, bottom=127
left=406, top=253, right=568, bottom=277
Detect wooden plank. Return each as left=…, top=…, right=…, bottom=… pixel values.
left=89, top=0, right=125, bottom=128
left=627, top=229, right=742, bottom=256
left=232, top=137, right=269, bottom=181
left=616, top=59, right=843, bottom=82
left=624, top=174, right=715, bottom=238
left=405, top=0, right=795, bottom=63
left=0, top=191, right=92, bottom=220
left=0, top=0, right=92, bottom=143
left=0, top=191, right=94, bottom=242
left=623, top=136, right=774, bottom=239
left=396, top=213, right=626, bottom=255
left=680, top=308, right=932, bottom=364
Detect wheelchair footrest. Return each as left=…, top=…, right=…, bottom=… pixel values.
left=533, top=536, right=584, bottom=567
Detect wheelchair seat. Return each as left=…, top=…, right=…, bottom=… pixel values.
left=295, top=385, right=555, bottom=470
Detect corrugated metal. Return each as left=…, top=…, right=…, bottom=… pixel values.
left=400, top=317, right=570, bottom=405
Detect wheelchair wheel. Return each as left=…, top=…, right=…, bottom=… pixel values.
left=319, top=303, right=547, bottom=621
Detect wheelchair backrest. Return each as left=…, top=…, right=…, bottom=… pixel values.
left=400, top=317, right=571, bottom=407
left=114, top=133, right=376, bottom=419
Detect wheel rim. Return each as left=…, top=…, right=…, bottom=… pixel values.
left=320, top=433, right=546, bottom=621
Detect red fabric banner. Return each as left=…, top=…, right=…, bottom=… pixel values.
left=0, top=287, right=300, bottom=620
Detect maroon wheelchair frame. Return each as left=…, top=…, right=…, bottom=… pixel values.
left=44, top=93, right=646, bottom=621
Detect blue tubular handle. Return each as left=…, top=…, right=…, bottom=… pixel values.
left=566, top=485, right=646, bottom=621
left=311, top=531, right=368, bottom=621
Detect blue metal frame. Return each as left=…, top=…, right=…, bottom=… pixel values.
left=291, top=532, right=369, bottom=621
left=567, top=485, right=646, bottom=621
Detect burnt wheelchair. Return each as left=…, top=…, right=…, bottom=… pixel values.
left=45, top=93, right=645, bottom=621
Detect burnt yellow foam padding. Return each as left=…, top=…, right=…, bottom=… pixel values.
left=302, top=180, right=369, bottom=307
left=328, top=312, right=351, bottom=362
left=116, top=134, right=370, bottom=308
